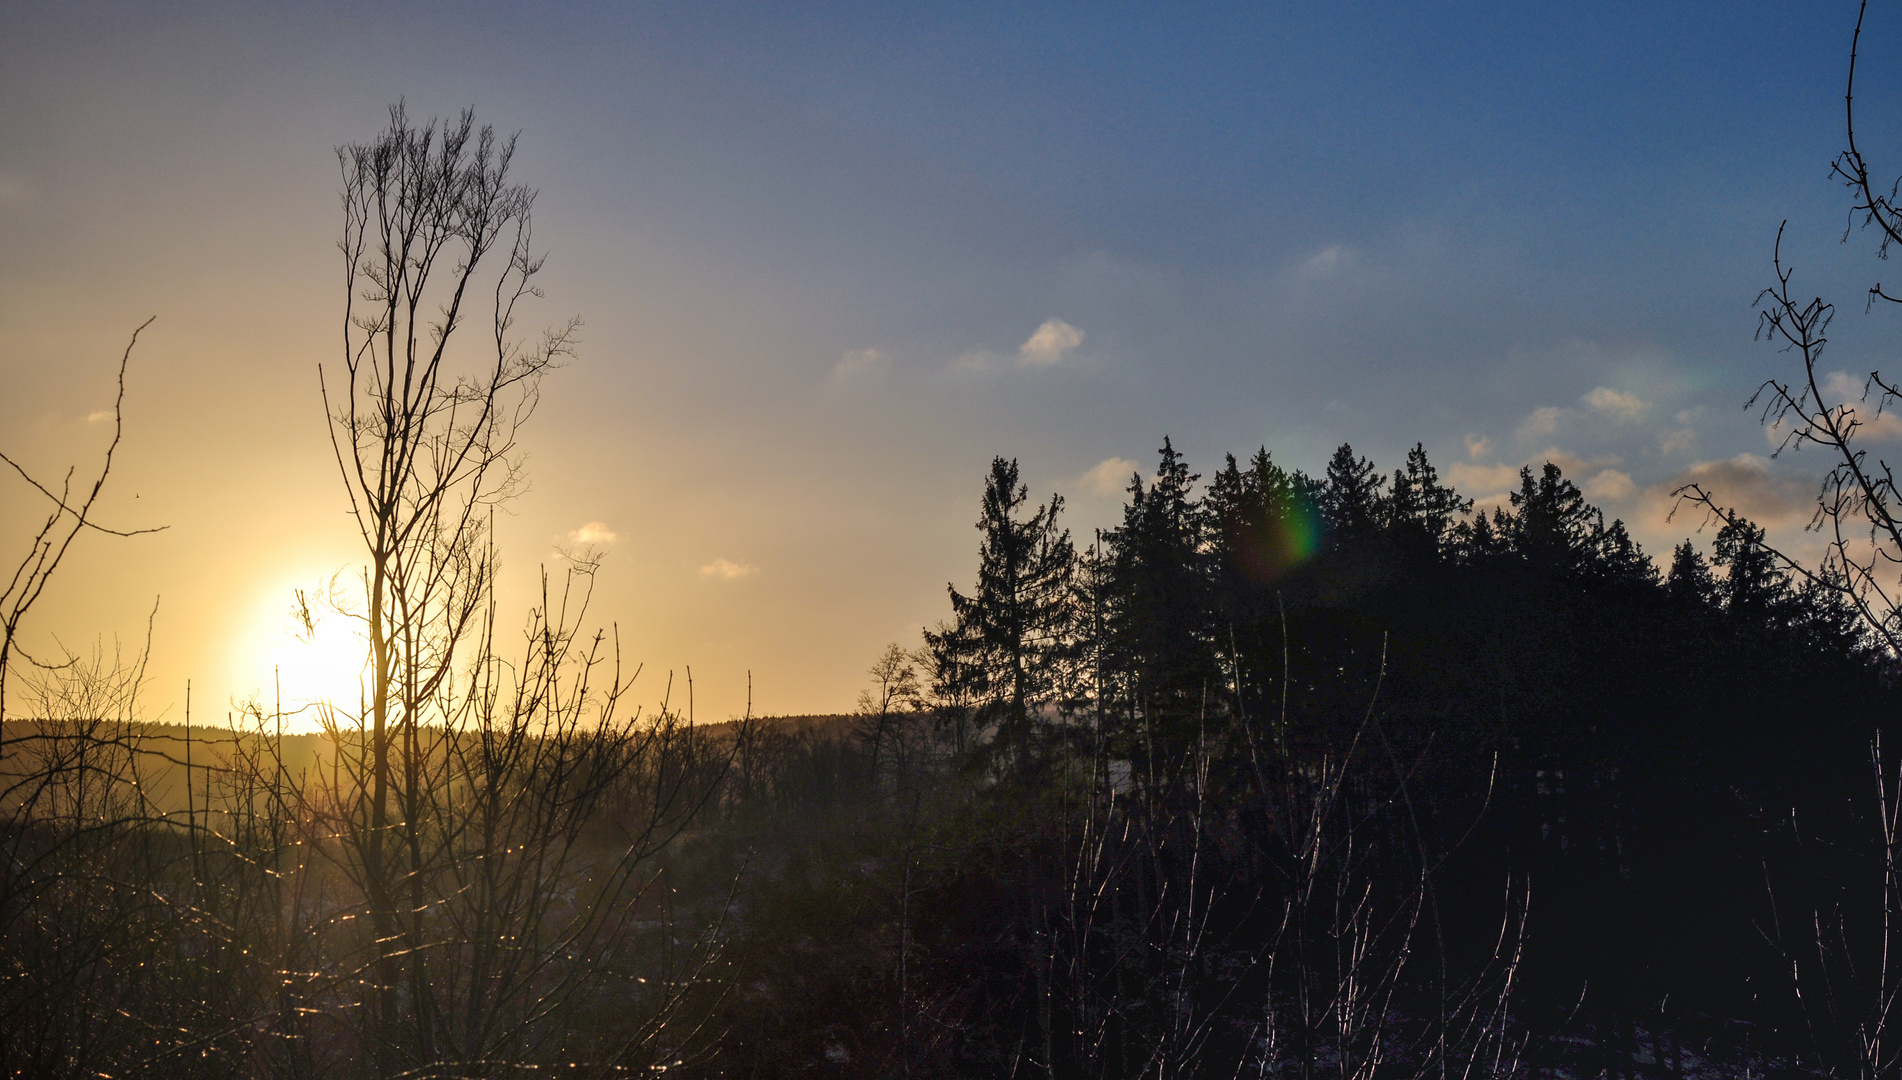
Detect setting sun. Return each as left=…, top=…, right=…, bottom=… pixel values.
left=241, top=581, right=366, bottom=728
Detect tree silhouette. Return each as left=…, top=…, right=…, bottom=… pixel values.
left=1100, top=438, right=1220, bottom=751
left=1387, top=442, right=1469, bottom=556
left=925, top=457, right=1076, bottom=767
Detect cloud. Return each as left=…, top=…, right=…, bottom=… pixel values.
left=1660, top=428, right=1696, bottom=456
left=699, top=557, right=758, bottom=581
left=1584, top=469, right=1635, bottom=502
left=567, top=521, right=616, bottom=545
left=1823, top=370, right=1868, bottom=401
left=1653, top=454, right=1816, bottom=528
left=1536, top=447, right=1621, bottom=478
left=1515, top=406, right=1569, bottom=441
left=1464, top=434, right=1492, bottom=460
left=1296, top=244, right=1356, bottom=279
left=949, top=349, right=1001, bottom=374
left=1019, top=319, right=1083, bottom=366
left=86, top=410, right=112, bottom=423
left=1815, top=371, right=1902, bottom=441
left=1447, top=461, right=1522, bottom=495
left=1448, top=448, right=1623, bottom=504
left=833, top=347, right=888, bottom=378
left=1583, top=386, right=1648, bottom=423
left=1080, top=457, right=1140, bottom=497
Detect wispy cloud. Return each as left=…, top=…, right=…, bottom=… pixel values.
left=86, top=410, right=112, bottom=423
left=567, top=521, right=617, bottom=545
left=834, top=347, right=887, bottom=378
left=1583, top=386, right=1648, bottom=423
left=949, top=349, right=1001, bottom=374
left=699, top=557, right=758, bottom=581
left=1296, top=244, right=1356, bottom=279
left=1660, top=428, right=1695, bottom=456
left=1019, top=319, right=1083, bottom=366
left=1515, top=406, right=1569, bottom=441
left=1080, top=457, right=1139, bottom=497
left=1464, top=434, right=1492, bottom=460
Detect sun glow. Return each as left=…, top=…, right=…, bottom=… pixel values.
left=241, top=583, right=368, bottom=730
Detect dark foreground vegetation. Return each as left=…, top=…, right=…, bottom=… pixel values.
left=1, top=435, right=1895, bottom=1079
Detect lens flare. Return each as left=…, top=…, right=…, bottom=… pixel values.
left=1233, top=490, right=1323, bottom=583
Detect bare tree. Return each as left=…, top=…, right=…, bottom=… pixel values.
left=324, top=102, right=577, bottom=1072
left=1677, top=1, right=1902, bottom=657
left=307, top=103, right=743, bottom=1079
left=0, top=318, right=164, bottom=726
left=1675, top=7, right=1902, bottom=1077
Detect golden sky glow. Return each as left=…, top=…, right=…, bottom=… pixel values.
left=3, top=4, right=1887, bottom=725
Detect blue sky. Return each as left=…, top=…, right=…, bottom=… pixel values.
left=3, top=1, right=1898, bottom=721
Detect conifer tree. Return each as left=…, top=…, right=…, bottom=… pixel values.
left=1388, top=442, right=1470, bottom=555
left=1713, top=516, right=1790, bottom=627
left=1102, top=439, right=1220, bottom=744
left=1321, top=443, right=1387, bottom=543
left=1508, top=463, right=1597, bottom=569
left=925, top=458, right=1077, bottom=759
left=1665, top=540, right=1720, bottom=608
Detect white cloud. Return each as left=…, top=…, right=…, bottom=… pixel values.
left=1080, top=457, right=1140, bottom=497
left=1584, top=469, right=1635, bottom=502
left=699, top=557, right=758, bottom=581
left=1583, top=386, right=1649, bottom=423
left=1019, top=319, right=1083, bottom=366
left=1660, top=428, right=1696, bottom=456
left=1296, top=244, right=1356, bottom=279
left=86, top=410, right=112, bottom=423
left=1675, top=408, right=1703, bottom=425
left=567, top=521, right=617, bottom=545
left=833, top=347, right=888, bottom=378
left=1464, top=434, right=1492, bottom=461
left=1823, top=371, right=1868, bottom=401
left=1515, top=406, right=1570, bottom=441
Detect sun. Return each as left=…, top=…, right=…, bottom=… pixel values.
left=243, top=581, right=369, bottom=728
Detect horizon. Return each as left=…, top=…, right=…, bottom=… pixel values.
left=6, top=1, right=1898, bottom=725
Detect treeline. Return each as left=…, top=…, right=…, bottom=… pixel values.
left=2, top=438, right=1890, bottom=1079
left=685, top=438, right=1891, bottom=1078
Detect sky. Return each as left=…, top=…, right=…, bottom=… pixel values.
left=5, top=1, right=1902, bottom=726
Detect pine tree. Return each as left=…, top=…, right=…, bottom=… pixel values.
left=1713, top=516, right=1790, bottom=627
left=1507, top=462, right=1597, bottom=570
left=1586, top=518, right=1657, bottom=587
left=1388, top=442, right=1470, bottom=555
left=925, top=458, right=1077, bottom=761
left=1321, top=443, right=1387, bottom=543
left=1101, top=438, right=1220, bottom=747
left=1664, top=540, right=1719, bottom=608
